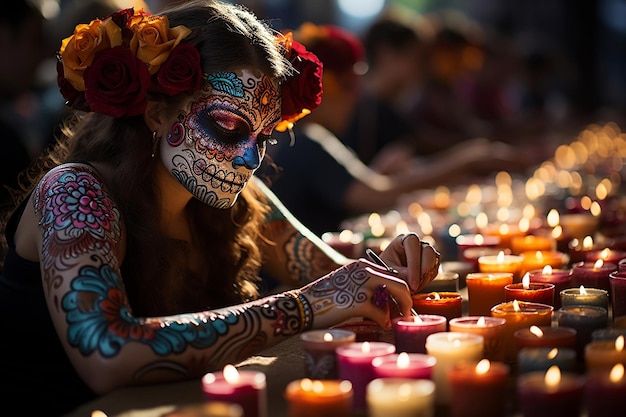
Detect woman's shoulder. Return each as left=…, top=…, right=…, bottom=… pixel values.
left=38, top=162, right=108, bottom=190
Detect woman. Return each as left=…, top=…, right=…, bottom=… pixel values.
left=0, top=1, right=439, bottom=414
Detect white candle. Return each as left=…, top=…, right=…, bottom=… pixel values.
left=425, top=332, right=484, bottom=404
left=366, top=378, right=435, bottom=417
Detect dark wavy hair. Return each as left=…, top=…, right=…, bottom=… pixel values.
left=0, top=0, right=292, bottom=316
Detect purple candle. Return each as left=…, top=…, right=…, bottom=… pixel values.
left=517, top=366, right=585, bottom=417
left=585, top=247, right=626, bottom=265
left=202, top=365, right=267, bottom=417
left=371, top=352, right=437, bottom=380
left=528, top=266, right=573, bottom=309
left=571, top=260, right=616, bottom=293
left=392, top=315, right=447, bottom=354
left=609, top=270, right=626, bottom=321
left=586, top=364, right=626, bottom=417
left=336, top=341, right=395, bottom=413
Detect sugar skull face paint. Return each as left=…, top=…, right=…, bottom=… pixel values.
left=161, top=68, right=281, bottom=208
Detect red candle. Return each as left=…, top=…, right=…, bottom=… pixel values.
left=392, top=315, right=447, bottom=354
left=514, top=325, right=577, bottom=352
left=505, top=274, right=555, bottom=305
left=449, top=316, right=507, bottom=362
left=466, top=272, right=513, bottom=316
left=202, top=365, right=267, bottom=417
left=585, top=364, right=626, bottom=417
left=285, top=378, right=353, bottom=417
left=517, top=366, right=585, bottom=417
left=610, top=271, right=626, bottom=321
left=448, top=359, right=510, bottom=417
left=571, top=260, right=617, bottom=293
left=411, top=292, right=463, bottom=324
left=527, top=266, right=573, bottom=309
left=371, top=352, right=437, bottom=380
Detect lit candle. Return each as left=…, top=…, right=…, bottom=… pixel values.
left=584, top=335, right=626, bottom=371
left=201, top=365, right=267, bottom=417
left=511, top=234, right=556, bottom=255
left=519, top=250, right=567, bottom=277
left=425, top=332, right=484, bottom=404
left=518, top=347, right=577, bottom=374
left=567, top=235, right=596, bottom=264
left=449, top=316, right=507, bottom=362
left=585, top=247, right=626, bottom=265
left=490, top=300, right=554, bottom=364
left=609, top=270, right=626, bottom=321
left=560, top=285, right=609, bottom=310
left=481, top=222, right=525, bottom=250
left=514, top=325, right=577, bottom=352
left=456, top=233, right=500, bottom=266
left=462, top=246, right=506, bottom=271
left=336, top=341, right=395, bottom=413
left=285, top=378, right=353, bottom=417
left=557, top=305, right=609, bottom=359
left=585, top=364, right=626, bottom=417
left=527, top=265, right=573, bottom=309
left=411, top=291, right=463, bottom=324
left=505, top=273, right=555, bottom=305
left=571, top=259, right=617, bottom=293
left=300, top=329, right=356, bottom=380
left=392, top=315, right=447, bottom=354
left=466, top=272, right=513, bottom=316
left=559, top=212, right=599, bottom=240
left=371, top=351, right=437, bottom=380
left=478, top=251, right=523, bottom=281
left=517, top=366, right=586, bottom=417
left=448, top=359, right=510, bottom=417
left=366, top=378, right=435, bottom=417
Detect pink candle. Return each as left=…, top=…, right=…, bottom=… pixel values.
left=392, top=315, right=447, bottom=354
left=585, top=364, right=626, bottom=417
left=336, top=341, right=395, bottom=413
left=571, top=260, right=617, bottom=293
left=371, top=352, right=437, bottom=380
left=448, top=359, right=510, bottom=417
left=202, top=365, right=267, bottom=417
left=527, top=266, right=573, bottom=309
left=449, top=316, right=507, bottom=362
left=517, top=366, right=586, bottom=417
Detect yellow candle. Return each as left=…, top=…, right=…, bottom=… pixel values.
left=366, top=378, right=435, bottom=417
left=585, top=335, right=626, bottom=371
left=478, top=251, right=523, bottom=282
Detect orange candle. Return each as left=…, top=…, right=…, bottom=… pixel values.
left=449, top=316, right=507, bottom=362
left=478, top=251, right=523, bottom=282
left=511, top=235, right=556, bottom=255
left=448, top=359, right=510, bottom=417
left=481, top=222, right=525, bottom=250
left=466, top=272, right=513, bottom=316
left=585, top=335, right=626, bottom=371
left=412, top=292, right=463, bottom=324
left=519, top=250, right=567, bottom=277
left=285, top=379, right=353, bottom=417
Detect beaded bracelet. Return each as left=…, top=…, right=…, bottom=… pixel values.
left=290, top=291, right=313, bottom=331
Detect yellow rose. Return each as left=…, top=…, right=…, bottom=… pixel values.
left=129, top=15, right=191, bottom=75
left=59, top=18, right=123, bottom=91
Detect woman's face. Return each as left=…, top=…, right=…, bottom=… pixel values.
left=160, top=68, right=281, bottom=208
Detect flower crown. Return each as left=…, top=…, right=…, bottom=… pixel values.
left=56, top=7, right=323, bottom=128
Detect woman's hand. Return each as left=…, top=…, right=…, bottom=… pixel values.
left=380, top=233, right=441, bottom=293
left=299, top=259, right=413, bottom=329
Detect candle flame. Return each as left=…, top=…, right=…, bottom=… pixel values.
left=616, top=335, right=624, bottom=352
left=542, top=265, right=553, bottom=274
left=519, top=218, right=530, bottom=233
left=536, top=251, right=544, bottom=261
left=397, top=352, right=410, bottom=369
left=300, top=378, right=313, bottom=391
left=544, top=365, right=561, bottom=389
left=413, top=314, right=424, bottom=323
left=361, top=341, right=371, bottom=353
left=432, top=292, right=441, bottom=300
left=548, top=348, right=558, bottom=359
left=499, top=223, right=510, bottom=235
left=600, top=248, right=611, bottom=260
left=547, top=209, right=560, bottom=227
left=475, top=359, right=491, bottom=375
left=477, top=317, right=486, bottom=327
left=312, top=380, right=325, bottom=393
left=530, top=325, right=544, bottom=338
left=323, top=332, right=334, bottom=342
left=522, top=273, right=531, bottom=289
left=610, top=364, right=625, bottom=383
left=580, top=285, right=588, bottom=295
left=593, top=259, right=604, bottom=270
left=497, top=251, right=506, bottom=262
left=223, top=364, right=240, bottom=384
left=513, top=299, right=521, bottom=312
left=551, top=225, right=562, bottom=239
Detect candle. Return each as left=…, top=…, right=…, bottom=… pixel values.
left=371, top=352, right=437, bottom=380
left=481, top=222, right=525, bottom=250
left=300, top=329, right=356, bottom=380
left=285, top=378, right=353, bottom=417
left=331, top=320, right=393, bottom=344
left=592, top=327, right=626, bottom=342
left=162, top=402, right=244, bottom=417
left=517, top=366, right=586, bottom=417
left=567, top=235, right=596, bottom=264
left=490, top=300, right=554, bottom=364
left=411, top=292, right=463, bottom=324
left=518, top=347, right=577, bottom=374
left=466, top=272, right=513, bottom=316
left=584, top=335, right=626, bottom=371
left=425, top=332, right=484, bottom=404
left=478, top=251, right=523, bottom=281
left=456, top=233, right=500, bottom=267
left=449, top=316, right=507, bottom=362
left=571, top=260, right=617, bottom=293
left=201, top=365, right=267, bottom=417
left=585, top=364, right=626, bottom=417
left=366, top=378, right=435, bottom=417
left=585, top=247, right=626, bottom=265
left=557, top=305, right=609, bottom=359
left=518, top=250, right=567, bottom=277
left=505, top=273, right=555, bottom=305
left=392, top=315, right=447, bottom=354
left=462, top=246, right=506, bottom=271
left=448, top=359, right=510, bottom=417
left=527, top=266, right=573, bottom=309
left=560, top=286, right=609, bottom=310
left=511, top=234, right=556, bottom=255
left=559, top=212, right=599, bottom=240
left=514, top=325, right=577, bottom=354
left=609, top=270, right=626, bottom=321
left=336, top=341, right=395, bottom=413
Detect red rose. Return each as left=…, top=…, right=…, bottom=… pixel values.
left=84, top=46, right=150, bottom=117
left=57, top=60, right=91, bottom=112
left=281, top=40, right=323, bottom=119
left=152, top=43, right=202, bottom=96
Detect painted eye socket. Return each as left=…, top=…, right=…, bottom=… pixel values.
left=206, top=110, right=250, bottom=144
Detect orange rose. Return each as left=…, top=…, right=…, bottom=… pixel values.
left=129, top=14, right=191, bottom=75
left=59, top=18, right=123, bottom=91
